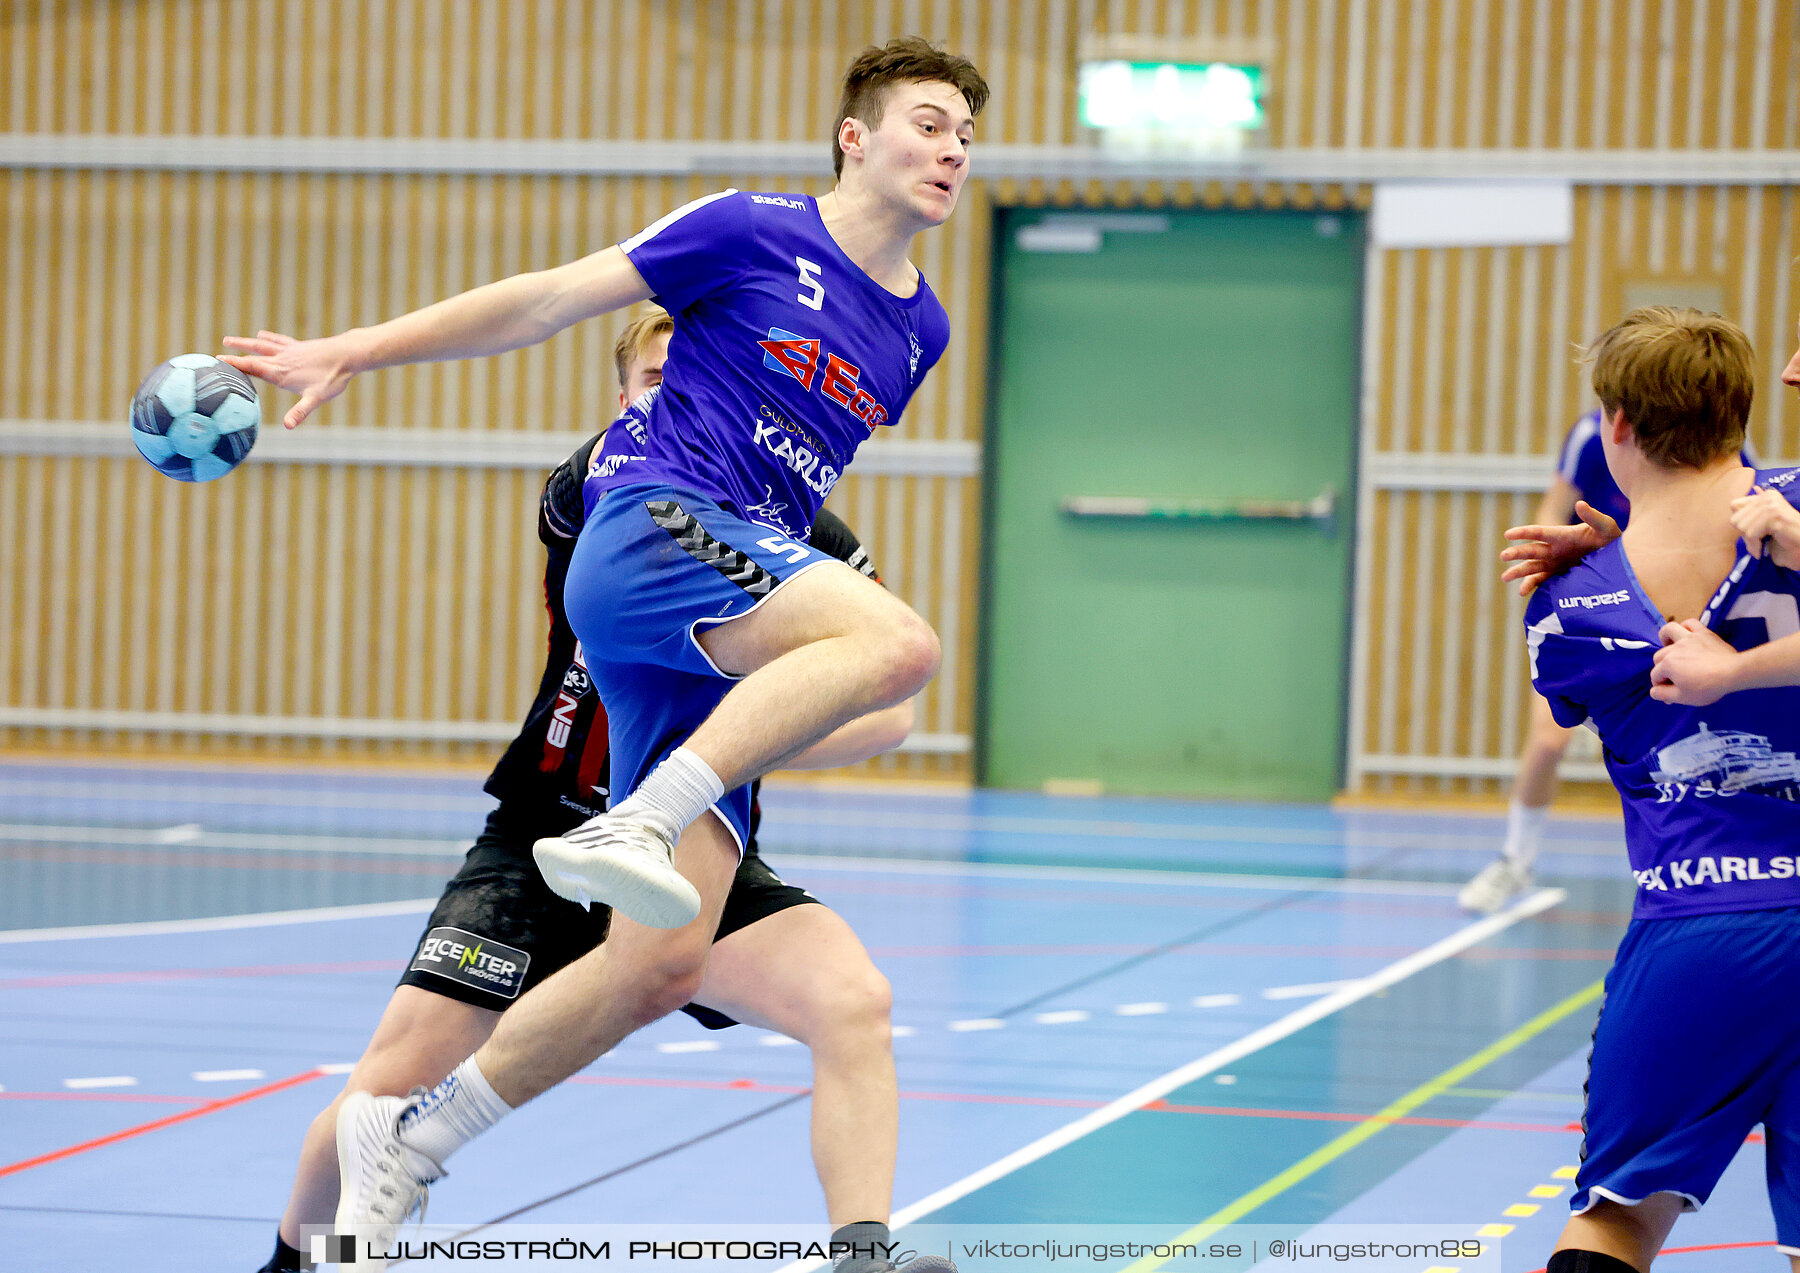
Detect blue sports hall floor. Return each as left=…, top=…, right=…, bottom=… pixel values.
left=0, top=757, right=1783, bottom=1271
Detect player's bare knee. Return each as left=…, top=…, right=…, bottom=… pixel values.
left=1527, top=723, right=1573, bottom=759
left=879, top=615, right=941, bottom=701
left=617, top=945, right=711, bottom=1025
left=805, top=964, right=893, bottom=1051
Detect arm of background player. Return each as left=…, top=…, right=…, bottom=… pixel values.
left=221, top=246, right=654, bottom=429
left=784, top=700, right=917, bottom=769
left=1652, top=619, right=1800, bottom=705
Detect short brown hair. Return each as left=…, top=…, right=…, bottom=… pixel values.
left=832, top=37, right=989, bottom=178
left=613, top=306, right=673, bottom=398
left=1585, top=306, right=1755, bottom=469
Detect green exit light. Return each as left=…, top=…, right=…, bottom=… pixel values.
left=1078, top=61, right=1265, bottom=131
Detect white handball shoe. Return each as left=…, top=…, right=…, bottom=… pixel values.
left=1458, top=857, right=1534, bottom=914
left=332, top=1088, right=445, bottom=1270
left=533, top=812, right=701, bottom=929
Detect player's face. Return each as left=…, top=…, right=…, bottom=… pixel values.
left=1783, top=316, right=1800, bottom=399
left=618, top=331, right=671, bottom=408
left=859, top=80, right=974, bottom=225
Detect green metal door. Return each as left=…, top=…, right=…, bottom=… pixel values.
left=978, top=208, right=1363, bottom=800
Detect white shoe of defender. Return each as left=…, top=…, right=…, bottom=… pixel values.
left=1458, top=857, right=1534, bottom=915
left=333, top=1089, right=444, bottom=1270
left=532, top=812, right=702, bottom=929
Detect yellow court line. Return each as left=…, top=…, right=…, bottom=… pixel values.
left=1119, top=978, right=1605, bottom=1272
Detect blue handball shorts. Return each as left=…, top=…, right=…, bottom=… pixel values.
left=1574, top=905, right=1800, bottom=1254
left=563, top=480, right=834, bottom=854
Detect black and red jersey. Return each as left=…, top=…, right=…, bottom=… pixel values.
left=482, top=433, right=880, bottom=839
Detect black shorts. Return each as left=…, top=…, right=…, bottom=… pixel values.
left=399, top=808, right=820, bottom=1027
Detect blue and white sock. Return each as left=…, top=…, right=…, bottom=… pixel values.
left=396, top=1056, right=513, bottom=1165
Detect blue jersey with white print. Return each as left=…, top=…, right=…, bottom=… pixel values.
left=1556, top=409, right=1757, bottom=531
left=1526, top=467, right=1800, bottom=920
left=584, top=386, right=658, bottom=513
left=596, top=189, right=950, bottom=540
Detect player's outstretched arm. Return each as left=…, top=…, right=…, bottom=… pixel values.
left=1651, top=619, right=1800, bottom=704
left=221, top=246, right=654, bottom=429
left=1500, top=500, right=1622, bottom=596
left=1730, top=486, right=1800, bottom=570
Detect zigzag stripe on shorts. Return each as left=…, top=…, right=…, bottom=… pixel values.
left=647, top=499, right=775, bottom=596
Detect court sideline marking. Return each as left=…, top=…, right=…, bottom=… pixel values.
left=884, top=887, right=1568, bottom=1229
left=1117, top=976, right=1607, bottom=1271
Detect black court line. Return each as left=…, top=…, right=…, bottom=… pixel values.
left=446, top=1092, right=811, bottom=1238
left=990, top=847, right=1416, bottom=1019
left=0, top=1202, right=273, bottom=1224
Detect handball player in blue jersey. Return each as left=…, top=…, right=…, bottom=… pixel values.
left=225, top=37, right=983, bottom=1272
left=251, top=313, right=916, bottom=1272
left=1461, top=411, right=1757, bottom=913
left=1500, top=307, right=1800, bottom=1273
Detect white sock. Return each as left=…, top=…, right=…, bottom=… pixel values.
left=1501, top=802, right=1548, bottom=870
left=396, top=1056, right=513, bottom=1165
left=609, top=746, right=725, bottom=842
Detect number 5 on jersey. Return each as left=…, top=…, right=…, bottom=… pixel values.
left=758, top=535, right=811, bottom=564
left=796, top=257, right=825, bottom=310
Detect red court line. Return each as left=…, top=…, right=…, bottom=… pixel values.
left=1, top=959, right=406, bottom=989
left=0, top=1091, right=205, bottom=1105
left=2, top=948, right=1610, bottom=987
left=0, top=1068, right=327, bottom=1179
left=1525, top=1242, right=1777, bottom=1272
left=567, top=1075, right=811, bottom=1096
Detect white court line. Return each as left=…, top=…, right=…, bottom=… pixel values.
left=887, top=888, right=1566, bottom=1226
left=0, top=897, right=438, bottom=944
left=64, top=1075, right=136, bottom=1089
left=1263, top=978, right=1365, bottom=1000
left=0, top=822, right=471, bottom=858
left=0, top=777, right=494, bottom=813
left=192, top=1068, right=265, bottom=1082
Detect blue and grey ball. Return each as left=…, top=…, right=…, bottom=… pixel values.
left=129, top=353, right=260, bottom=482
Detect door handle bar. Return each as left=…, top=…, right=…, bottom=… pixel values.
left=1061, top=487, right=1337, bottom=537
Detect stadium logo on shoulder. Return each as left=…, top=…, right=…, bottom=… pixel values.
left=750, top=194, right=805, bottom=209
left=1558, top=589, right=1631, bottom=610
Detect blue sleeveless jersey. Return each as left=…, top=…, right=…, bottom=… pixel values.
left=591, top=189, right=950, bottom=540
left=1556, top=409, right=1756, bottom=531
left=1526, top=467, right=1800, bottom=920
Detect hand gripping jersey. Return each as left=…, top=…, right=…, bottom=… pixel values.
left=1556, top=409, right=1757, bottom=531
left=595, top=190, right=950, bottom=541
left=1526, top=467, right=1800, bottom=920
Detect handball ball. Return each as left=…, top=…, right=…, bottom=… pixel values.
left=129, top=353, right=260, bottom=482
